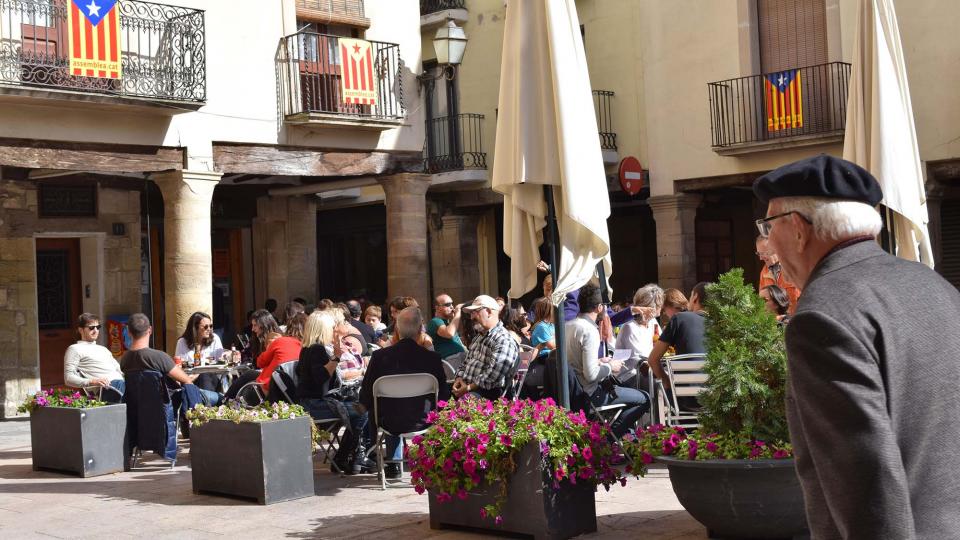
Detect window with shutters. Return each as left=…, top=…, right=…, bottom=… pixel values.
left=757, top=0, right=828, bottom=73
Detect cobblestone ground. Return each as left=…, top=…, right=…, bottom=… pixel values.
left=0, top=419, right=704, bottom=539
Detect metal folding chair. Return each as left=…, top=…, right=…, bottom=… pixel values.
left=651, top=353, right=707, bottom=428
left=371, top=373, right=440, bottom=490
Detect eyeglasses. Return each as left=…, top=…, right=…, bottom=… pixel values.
left=439, top=302, right=454, bottom=307
left=755, top=211, right=812, bottom=238
left=86, top=325, right=101, bottom=331
left=197, top=324, right=213, bottom=330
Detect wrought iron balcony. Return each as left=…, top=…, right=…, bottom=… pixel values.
left=420, top=0, right=465, bottom=15
left=592, top=89, right=617, bottom=151
left=0, top=0, right=205, bottom=104
left=296, top=0, right=368, bottom=28
left=276, top=31, right=404, bottom=125
left=425, top=113, right=486, bottom=173
left=708, top=62, right=851, bottom=151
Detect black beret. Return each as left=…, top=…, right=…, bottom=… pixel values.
left=752, top=154, right=883, bottom=206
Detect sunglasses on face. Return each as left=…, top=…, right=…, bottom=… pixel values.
left=197, top=324, right=213, bottom=330
left=439, top=302, right=454, bottom=307
left=86, top=325, right=101, bottom=331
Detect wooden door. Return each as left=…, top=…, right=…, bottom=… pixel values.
left=36, top=238, right=83, bottom=387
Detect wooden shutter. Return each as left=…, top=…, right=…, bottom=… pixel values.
left=939, top=199, right=960, bottom=289
left=757, top=0, right=828, bottom=73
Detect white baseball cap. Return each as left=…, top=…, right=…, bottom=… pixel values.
left=461, top=294, right=501, bottom=312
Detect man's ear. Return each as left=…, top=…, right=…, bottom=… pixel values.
left=793, top=214, right=812, bottom=251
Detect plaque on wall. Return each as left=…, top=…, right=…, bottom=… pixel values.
left=38, top=184, right=97, bottom=217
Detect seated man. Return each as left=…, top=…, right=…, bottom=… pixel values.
left=646, top=281, right=708, bottom=410
left=120, top=313, right=222, bottom=409
left=453, top=295, right=519, bottom=400
left=64, top=313, right=125, bottom=402
left=566, top=283, right=649, bottom=438
left=360, top=307, right=450, bottom=479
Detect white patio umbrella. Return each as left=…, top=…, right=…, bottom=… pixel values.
left=491, top=0, right=613, bottom=304
left=843, top=0, right=934, bottom=267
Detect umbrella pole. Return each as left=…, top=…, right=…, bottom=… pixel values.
left=544, top=185, right=570, bottom=410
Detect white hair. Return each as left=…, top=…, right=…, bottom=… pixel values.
left=775, top=196, right=882, bottom=241
left=633, top=284, right=664, bottom=310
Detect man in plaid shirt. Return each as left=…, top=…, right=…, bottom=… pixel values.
left=453, top=295, right=519, bottom=400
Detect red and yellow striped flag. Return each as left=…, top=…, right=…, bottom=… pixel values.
left=67, top=0, right=122, bottom=79
left=339, top=38, right=377, bottom=106
left=765, top=69, right=802, bottom=131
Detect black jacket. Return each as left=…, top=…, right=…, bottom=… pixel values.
left=296, top=344, right=337, bottom=400
left=360, top=338, right=451, bottom=434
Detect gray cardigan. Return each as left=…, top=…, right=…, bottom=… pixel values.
left=785, top=240, right=960, bottom=539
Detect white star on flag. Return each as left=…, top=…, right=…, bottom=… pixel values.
left=86, top=0, right=100, bottom=17
left=777, top=74, right=785, bottom=87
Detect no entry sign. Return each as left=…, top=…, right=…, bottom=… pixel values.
left=619, top=156, right=644, bottom=195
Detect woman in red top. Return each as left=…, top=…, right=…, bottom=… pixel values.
left=255, top=312, right=305, bottom=389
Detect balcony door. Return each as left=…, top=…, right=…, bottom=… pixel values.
left=296, top=22, right=367, bottom=115
left=757, top=0, right=835, bottom=136
left=424, top=60, right=461, bottom=171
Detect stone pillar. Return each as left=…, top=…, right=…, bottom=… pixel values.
left=648, top=193, right=702, bottom=293
left=430, top=213, right=482, bottom=305
left=378, top=173, right=430, bottom=309
left=154, top=170, right=222, bottom=353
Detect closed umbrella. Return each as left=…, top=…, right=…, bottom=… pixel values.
left=843, top=0, right=933, bottom=267
left=492, top=0, right=613, bottom=407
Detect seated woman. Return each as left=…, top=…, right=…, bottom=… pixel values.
left=615, top=284, right=664, bottom=390
left=529, top=298, right=556, bottom=359
left=332, top=322, right=367, bottom=383
left=225, top=310, right=302, bottom=400
left=384, top=297, right=434, bottom=351
left=296, top=311, right=369, bottom=474
left=174, top=311, right=229, bottom=393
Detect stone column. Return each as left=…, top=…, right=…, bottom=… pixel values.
left=154, top=170, right=222, bottom=353
left=430, top=213, right=482, bottom=305
left=378, top=173, right=431, bottom=309
left=648, top=193, right=702, bottom=293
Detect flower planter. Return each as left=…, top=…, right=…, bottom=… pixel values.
left=30, top=404, right=127, bottom=477
left=189, top=416, right=314, bottom=504
left=428, top=441, right=597, bottom=540
left=658, top=456, right=807, bottom=539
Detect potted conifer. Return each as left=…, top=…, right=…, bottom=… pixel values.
left=623, top=268, right=807, bottom=539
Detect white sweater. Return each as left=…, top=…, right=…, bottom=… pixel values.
left=63, top=341, right=124, bottom=387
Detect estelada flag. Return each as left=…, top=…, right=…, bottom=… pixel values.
left=764, top=69, right=802, bottom=131
left=67, top=0, right=122, bottom=79
left=339, top=38, right=377, bottom=105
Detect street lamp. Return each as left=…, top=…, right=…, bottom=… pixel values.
left=418, top=19, right=468, bottom=91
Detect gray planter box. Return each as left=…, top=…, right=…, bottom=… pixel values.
left=659, top=456, right=808, bottom=539
left=30, top=404, right=127, bottom=477
left=428, top=441, right=597, bottom=540
left=189, top=416, right=314, bottom=504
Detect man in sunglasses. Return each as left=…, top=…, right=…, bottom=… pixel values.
left=426, top=293, right=466, bottom=361
left=753, top=154, right=960, bottom=539
left=63, top=313, right=125, bottom=400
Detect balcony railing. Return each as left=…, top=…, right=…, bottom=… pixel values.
left=276, top=31, right=404, bottom=121
left=421, top=0, right=465, bottom=15
left=592, top=89, right=617, bottom=151
left=708, top=62, right=851, bottom=148
left=425, top=113, right=486, bottom=173
left=0, top=0, right=205, bottom=103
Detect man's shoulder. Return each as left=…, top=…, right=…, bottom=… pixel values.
left=426, top=317, right=443, bottom=330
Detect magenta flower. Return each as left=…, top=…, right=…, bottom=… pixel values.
left=773, top=449, right=790, bottom=459
left=437, top=400, right=447, bottom=408
left=706, top=441, right=719, bottom=453
left=457, top=488, right=468, bottom=500
left=414, top=484, right=425, bottom=494
left=641, top=452, right=654, bottom=464
left=463, top=458, right=477, bottom=475
left=436, top=492, right=452, bottom=503
left=581, top=445, right=593, bottom=460
left=499, top=434, right=512, bottom=446
left=479, top=508, right=487, bottom=518
left=478, top=433, right=490, bottom=445
left=495, top=516, right=503, bottom=525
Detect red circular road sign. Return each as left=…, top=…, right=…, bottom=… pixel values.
left=619, top=157, right=644, bottom=195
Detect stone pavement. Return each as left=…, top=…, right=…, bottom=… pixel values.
left=0, top=418, right=705, bottom=539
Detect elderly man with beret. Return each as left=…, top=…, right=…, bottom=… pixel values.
left=753, top=154, right=960, bottom=539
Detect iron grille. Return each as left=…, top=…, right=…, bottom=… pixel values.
left=276, top=31, right=404, bottom=120
left=420, top=0, right=464, bottom=14
left=424, top=112, right=485, bottom=173
left=0, top=0, right=206, bottom=103
left=708, top=61, right=851, bottom=148
left=592, top=89, right=617, bottom=151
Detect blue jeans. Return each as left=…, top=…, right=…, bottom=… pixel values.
left=590, top=385, right=650, bottom=438
left=198, top=387, right=222, bottom=406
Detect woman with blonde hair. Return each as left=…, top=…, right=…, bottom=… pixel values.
left=615, top=284, right=665, bottom=389
left=296, top=310, right=368, bottom=474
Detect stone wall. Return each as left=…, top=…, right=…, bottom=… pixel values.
left=0, top=181, right=141, bottom=417
left=252, top=196, right=318, bottom=309
left=429, top=213, right=483, bottom=306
